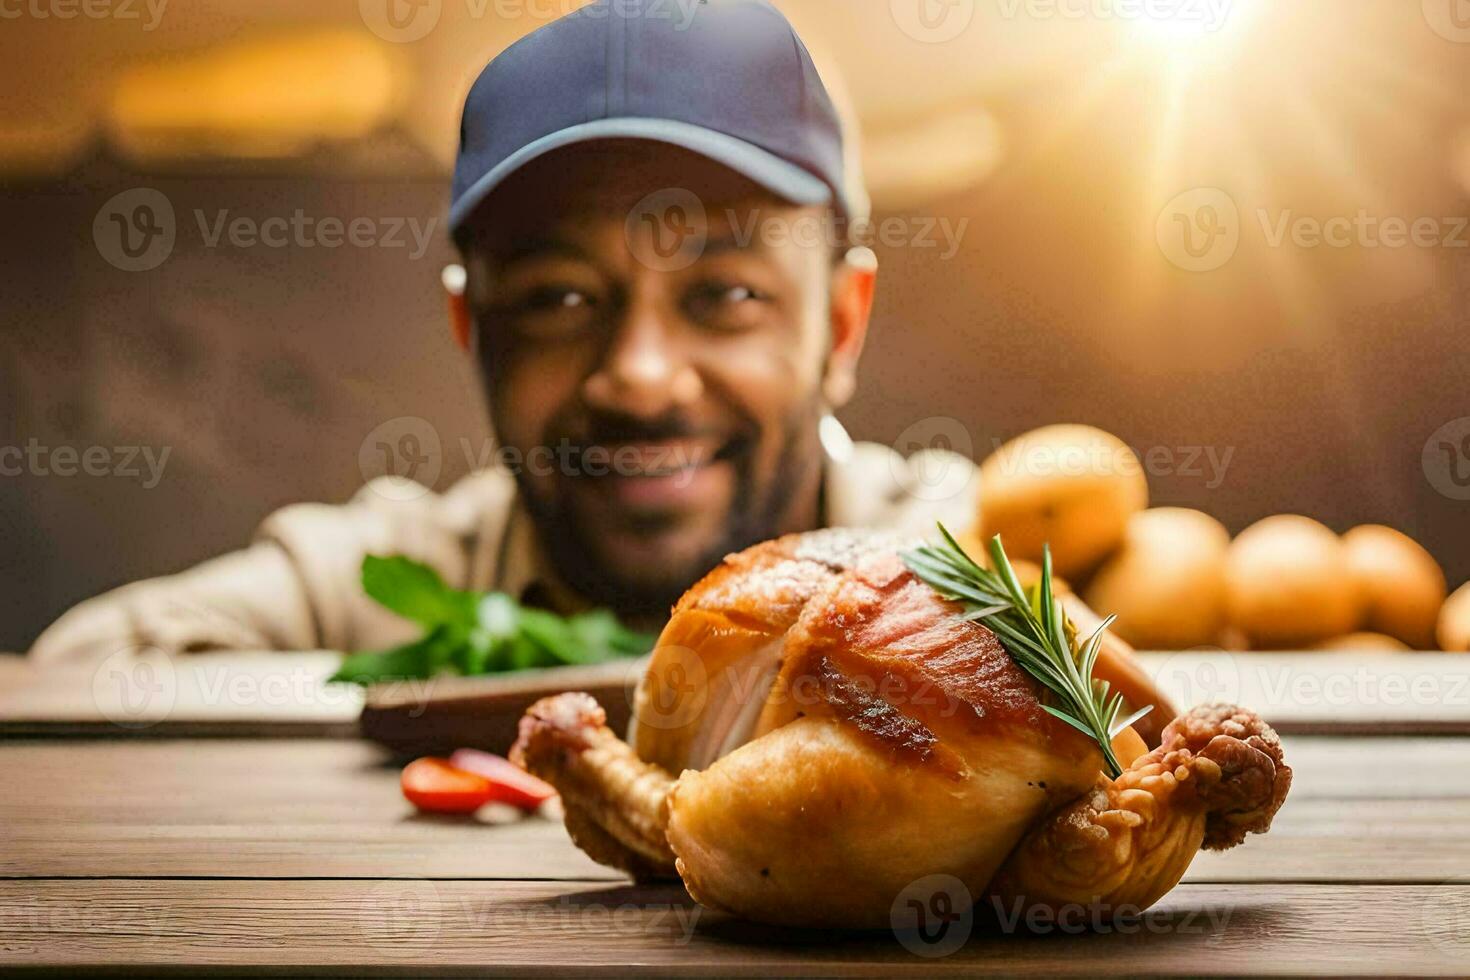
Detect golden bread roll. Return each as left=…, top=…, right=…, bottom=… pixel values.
left=1225, top=515, right=1362, bottom=649
left=1439, top=581, right=1470, bottom=652
left=978, top=424, right=1148, bottom=578
left=1083, top=507, right=1230, bottom=650
left=1342, top=524, right=1446, bottom=650
left=1308, top=632, right=1411, bottom=652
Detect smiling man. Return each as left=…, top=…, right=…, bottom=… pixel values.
left=31, top=0, right=978, bottom=661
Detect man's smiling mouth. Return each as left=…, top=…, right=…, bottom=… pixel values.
left=566, top=436, right=741, bottom=512
left=596, top=438, right=724, bottom=479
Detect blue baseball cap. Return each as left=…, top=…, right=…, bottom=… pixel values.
left=449, top=0, right=851, bottom=239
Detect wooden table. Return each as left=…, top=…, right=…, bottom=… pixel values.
left=3, top=652, right=1469, bottom=975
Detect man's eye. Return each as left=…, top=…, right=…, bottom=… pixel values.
left=720, top=284, right=764, bottom=304
left=523, top=287, right=590, bottom=311
left=685, top=282, right=770, bottom=329
left=496, top=286, right=598, bottom=337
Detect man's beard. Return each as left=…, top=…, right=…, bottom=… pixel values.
left=518, top=399, right=825, bottom=621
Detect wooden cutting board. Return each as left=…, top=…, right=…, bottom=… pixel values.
left=359, top=658, right=644, bottom=758
left=0, top=652, right=361, bottom=737
left=0, top=652, right=638, bottom=755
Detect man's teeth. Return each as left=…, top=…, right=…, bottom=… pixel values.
left=590, top=444, right=714, bottom=478
left=631, top=461, right=698, bottom=478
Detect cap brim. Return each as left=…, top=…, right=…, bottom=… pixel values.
left=449, top=117, right=834, bottom=235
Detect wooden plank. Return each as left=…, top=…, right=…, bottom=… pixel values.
left=1, top=879, right=1467, bottom=976
left=2, top=737, right=1469, bottom=883
left=7, top=649, right=1466, bottom=740
left=360, top=659, right=640, bottom=758
left=0, top=737, right=612, bottom=881
left=3, top=811, right=1467, bottom=885
left=1283, top=736, right=1470, bottom=799
left=0, top=820, right=618, bottom=882
left=0, top=733, right=1453, bottom=804
left=0, top=653, right=361, bottom=736
left=1136, top=651, right=1470, bottom=735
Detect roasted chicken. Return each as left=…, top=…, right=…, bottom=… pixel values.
left=512, top=529, right=1291, bottom=928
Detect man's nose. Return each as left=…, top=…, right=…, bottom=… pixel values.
left=581, top=305, right=702, bottom=418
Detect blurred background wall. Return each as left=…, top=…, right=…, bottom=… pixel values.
left=3, top=0, right=1469, bottom=651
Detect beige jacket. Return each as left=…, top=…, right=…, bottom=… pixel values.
left=29, top=426, right=980, bottom=663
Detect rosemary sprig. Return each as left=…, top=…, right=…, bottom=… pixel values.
left=901, top=524, right=1152, bottom=778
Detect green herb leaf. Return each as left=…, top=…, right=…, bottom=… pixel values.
left=328, top=624, right=462, bottom=684
left=361, top=555, right=476, bottom=629
left=901, top=525, right=1152, bottom=778
left=332, top=556, right=654, bottom=685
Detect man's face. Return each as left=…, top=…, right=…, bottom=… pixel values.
left=463, top=142, right=856, bottom=617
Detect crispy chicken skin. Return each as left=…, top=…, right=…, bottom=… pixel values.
left=630, top=528, right=905, bottom=774
left=631, top=529, right=1168, bottom=774
left=512, top=530, right=1287, bottom=928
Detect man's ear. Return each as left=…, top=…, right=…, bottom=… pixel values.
left=443, top=264, right=471, bottom=352
left=823, top=248, right=878, bottom=409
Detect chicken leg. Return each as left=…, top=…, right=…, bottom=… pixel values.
left=987, top=703, right=1292, bottom=917
left=511, top=692, right=677, bottom=878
